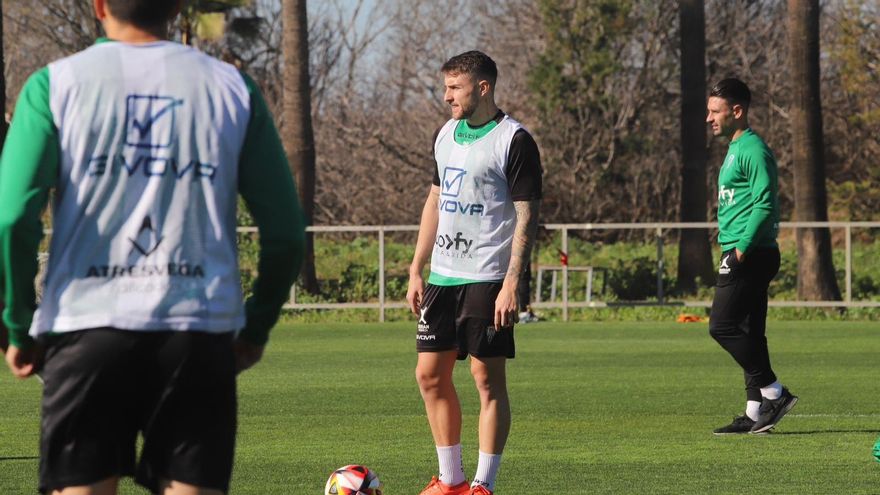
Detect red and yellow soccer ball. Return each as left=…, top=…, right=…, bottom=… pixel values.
left=324, top=465, right=383, bottom=495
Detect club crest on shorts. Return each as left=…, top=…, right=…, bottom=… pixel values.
left=719, top=254, right=731, bottom=275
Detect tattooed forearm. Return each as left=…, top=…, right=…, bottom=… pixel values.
left=506, top=199, right=541, bottom=281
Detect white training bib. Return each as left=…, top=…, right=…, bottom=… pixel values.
left=430, top=115, right=524, bottom=281
left=32, top=41, right=251, bottom=336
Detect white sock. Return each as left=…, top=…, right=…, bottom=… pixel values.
left=472, top=451, right=502, bottom=491
left=745, top=400, right=761, bottom=421
left=436, top=444, right=466, bottom=486
left=761, top=381, right=782, bottom=400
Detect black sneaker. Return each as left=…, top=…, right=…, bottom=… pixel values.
left=751, top=387, right=798, bottom=433
left=713, top=415, right=756, bottom=435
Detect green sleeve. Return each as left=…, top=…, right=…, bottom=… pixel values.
left=237, top=72, right=306, bottom=345
left=0, top=68, right=58, bottom=350
left=735, top=148, right=775, bottom=254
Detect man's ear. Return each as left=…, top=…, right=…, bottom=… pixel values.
left=94, top=0, right=108, bottom=21
left=479, top=80, right=492, bottom=97
left=732, top=103, right=745, bottom=120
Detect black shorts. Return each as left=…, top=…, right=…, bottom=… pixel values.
left=416, top=282, right=515, bottom=360
left=38, top=328, right=237, bottom=494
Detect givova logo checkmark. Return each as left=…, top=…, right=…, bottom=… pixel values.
left=125, top=94, right=184, bottom=149
left=441, top=167, right=467, bottom=197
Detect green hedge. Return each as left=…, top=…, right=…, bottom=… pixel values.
left=236, top=232, right=880, bottom=314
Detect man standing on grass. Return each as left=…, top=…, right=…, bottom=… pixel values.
left=706, top=78, right=797, bottom=435
left=406, top=51, right=542, bottom=495
left=0, top=0, right=305, bottom=493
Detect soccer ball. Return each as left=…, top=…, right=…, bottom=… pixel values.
left=324, top=465, right=384, bottom=495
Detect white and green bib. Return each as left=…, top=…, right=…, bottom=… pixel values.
left=32, top=41, right=251, bottom=334
left=429, top=115, right=524, bottom=282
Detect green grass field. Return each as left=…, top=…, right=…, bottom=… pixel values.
left=2, top=321, right=879, bottom=494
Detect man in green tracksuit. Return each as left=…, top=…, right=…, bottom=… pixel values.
left=706, top=78, right=797, bottom=435
left=0, top=0, right=305, bottom=493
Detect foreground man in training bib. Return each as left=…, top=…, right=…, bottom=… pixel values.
left=0, top=0, right=305, bottom=493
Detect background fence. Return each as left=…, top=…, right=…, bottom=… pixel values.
left=265, top=221, right=880, bottom=321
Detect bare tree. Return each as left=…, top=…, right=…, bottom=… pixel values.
left=3, top=1, right=99, bottom=103
left=473, top=0, right=544, bottom=120
left=704, top=1, right=793, bottom=220
left=787, top=0, right=841, bottom=301
left=528, top=0, right=680, bottom=227
left=308, top=0, right=439, bottom=226
left=677, top=0, right=714, bottom=293
left=282, top=0, right=318, bottom=293
left=822, top=0, right=880, bottom=220
left=10, top=1, right=101, bottom=53
left=4, top=0, right=876, bottom=239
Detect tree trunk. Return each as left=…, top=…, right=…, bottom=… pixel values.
left=787, top=0, right=841, bottom=301
left=282, top=0, right=319, bottom=294
left=676, top=0, right=714, bottom=294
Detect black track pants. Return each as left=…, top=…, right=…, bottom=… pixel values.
left=709, top=246, right=781, bottom=402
